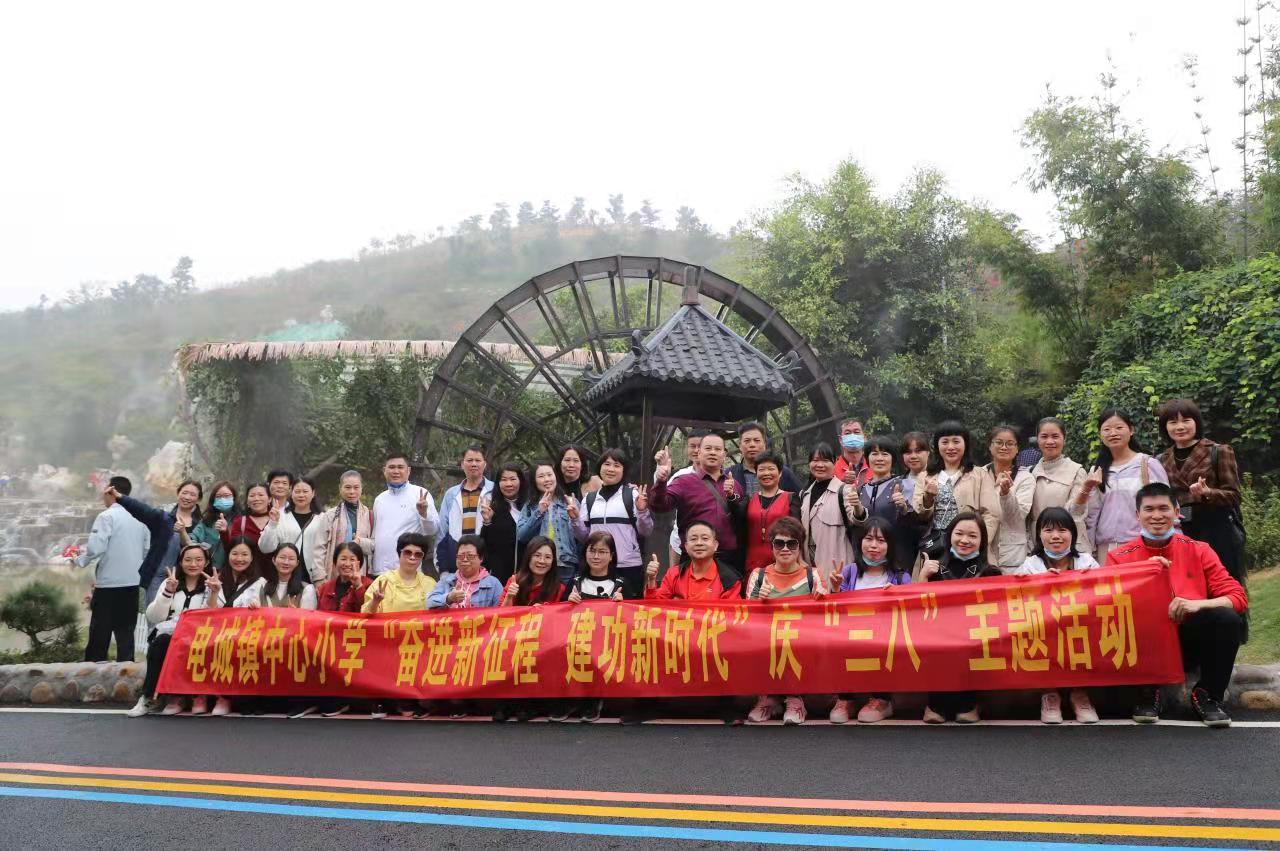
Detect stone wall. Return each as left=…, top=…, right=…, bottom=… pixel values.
left=0, top=662, right=143, bottom=705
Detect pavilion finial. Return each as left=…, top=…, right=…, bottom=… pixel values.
left=680, top=265, right=700, bottom=305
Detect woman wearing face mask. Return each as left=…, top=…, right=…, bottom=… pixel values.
left=911, top=422, right=999, bottom=576
left=1156, top=399, right=1245, bottom=581
left=1080, top=409, right=1168, bottom=563
left=1015, top=507, right=1101, bottom=724
left=556, top=444, right=602, bottom=501
left=982, top=426, right=1035, bottom=573
left=314, top=471, right=374, bottom=583
left=574, top=449, right=654, bottom=599
left=919, top=513, right=998, bottom=723
left=746, top=517, right=826, bottom=725
left=828, top=518, right=911, bottom=724
left=801, top=443, right=866, bottom=589
left=259, top=477, right=327, bottom=583
left=225, top=483, right=272, bottom=549
left=203, top=481, right=238, bottom=550
left=1028, top=417, right=1090, bottom=553
left=481, top=463, right=529, bottom=586
left=517, top=461, right=581, bottom=586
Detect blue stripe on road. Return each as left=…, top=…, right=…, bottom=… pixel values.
left=0, top=786, right=1246, bottom=851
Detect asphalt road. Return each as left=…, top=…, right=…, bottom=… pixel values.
left=2, top=709, right=1279, bottom=849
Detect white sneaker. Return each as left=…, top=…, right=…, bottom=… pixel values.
left=190, top=696, right=209, bottom=715
left=211, top=697, right=232, bottom=717
left=782, top=696, right=807, bottom=725
left=289, top=705, right=318, bottom=720
left=370, top=704, right=388, bottom=720
left=828, top=699, right=851, bottom=724
left=857, top=698, right=893, bottom=723
left=126, top=696, right=151, bottom=718
left=955, top=706, right=980, bottom=724
left=747, top=695, right=780, bottom=723
left=1070, top=689, right=1099, bottom=724
left=321, top=704, right=350, bottom=718
left=1040, top=691, right=1063, bottom=724
left=922, top=706, right=945, bottom=724
left=161, top=698, right=184, bottom=716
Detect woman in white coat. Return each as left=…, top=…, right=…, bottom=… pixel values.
left=258, top=476, right=327, bottom=583
left=982, top=426, right=1035, bottom=572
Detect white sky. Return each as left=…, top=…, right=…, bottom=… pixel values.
left=0, top=0, right=1251, bottom=310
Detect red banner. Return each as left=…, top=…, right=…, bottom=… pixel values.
left=157, top=563, right=1184, bottom=699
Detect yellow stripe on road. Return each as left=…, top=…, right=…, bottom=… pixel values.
left=0, top=771, right=1276, bottom=843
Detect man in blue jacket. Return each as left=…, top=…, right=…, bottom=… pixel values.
left=76, top=476, right=150, bottom=661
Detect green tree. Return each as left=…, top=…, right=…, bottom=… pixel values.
left=0, top=582, right=79, bottom=651
left=170, top=256, right=195, bottom=296
left=516, top=201, right=537, bottom=227
left=607, top=193, right=626, bottom=226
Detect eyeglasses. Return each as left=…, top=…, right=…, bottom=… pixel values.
left=401, top=549, right=425, bottom=560
left=771, top=538, right=799, bottom=551
left=456, top=552, right=478, bottom=561
left=991, top=440, right=1017, bottom=449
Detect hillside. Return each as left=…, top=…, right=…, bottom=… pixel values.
left=0, top=223, right=733, bottom=475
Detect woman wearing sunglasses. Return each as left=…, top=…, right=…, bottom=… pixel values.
left=745, top=516, right=826, bottom=725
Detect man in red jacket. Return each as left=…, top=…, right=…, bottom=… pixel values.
left=1107, top=482, right=1247, bottom=727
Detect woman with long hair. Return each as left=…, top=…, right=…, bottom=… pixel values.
left=911, top=422, right=999, bottom=570
left=1156, top=398, right=1245, bottom=580
left=919, top=512, right=999, bottom=723
left=251, top=543, right=317, bottom=609
left=556, top=444, right=602, bottom=501
left=481, top=462, right=529, bottom=585
left=1027, top=417, right=1090, bottom=554
left=517, top=460, right=581, bottom=585
left=259, top=476, right=327, bottom=583
left=128, top=543, right=216, bottom=717
left=1081, top=409, right=1169, bottom=562
left=494, top=536, right=563, bottom=723
left=800, top=443, right=866, bottom=588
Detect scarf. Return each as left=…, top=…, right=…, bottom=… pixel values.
left=450, top=567, right=492, bottom=609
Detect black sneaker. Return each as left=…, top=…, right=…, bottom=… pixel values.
left=1131, top=687, right=1162, bottom=724
left=491, top=705, right=509, bottom=723
left=1191, top=687, right=1232, bottom=728
left=549, top=700, right=577, bottom=722
left=580, top=699, right=603, bottom=723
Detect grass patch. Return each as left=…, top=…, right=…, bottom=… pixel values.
left=1240, top=568, right=1280, bottom=665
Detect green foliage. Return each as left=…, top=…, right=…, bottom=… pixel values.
left=1237, top=568, right=1280, bottom=665
left=0, top=582, right=80, bottom=651
left=1058, top=257, right=1280, bottom=467
left=737, top=160, right=1064, bottom=439
left=1243, top=474, right=1280, bottom=572
left=978, top=93, right=1227, bottom=377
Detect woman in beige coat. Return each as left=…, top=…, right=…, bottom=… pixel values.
left=1027, top=417, right=1090, bottom=552
left=912, top=421, right=999, bottom=579
left=800, top=443, right=867, bottom=586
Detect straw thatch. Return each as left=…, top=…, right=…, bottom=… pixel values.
left=176, top=340, right=595, bottom=373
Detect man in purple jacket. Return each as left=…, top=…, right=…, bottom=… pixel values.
left=650, top=433, right=743, bottom=569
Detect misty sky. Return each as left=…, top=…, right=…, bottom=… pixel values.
left=0, top=1, right=1250, bottom=310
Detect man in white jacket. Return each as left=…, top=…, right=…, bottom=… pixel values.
left=372, top=451, right=438, bottom=576
left=76, top=475, right=149, bottom=662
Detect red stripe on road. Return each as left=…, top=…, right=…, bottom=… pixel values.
left=2, top=761, right=1277, bottom=822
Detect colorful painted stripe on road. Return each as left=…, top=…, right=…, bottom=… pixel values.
left=0, top=763, right=1273, bottom=849
left=2, top=761, right=1277, bottom=823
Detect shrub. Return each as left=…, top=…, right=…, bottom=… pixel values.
left=1243, top=474, right=1280, bottom=571
left=0, top=581, right=80, bottom=652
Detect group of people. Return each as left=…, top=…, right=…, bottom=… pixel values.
left=73, top=398, right=1248, bottom=727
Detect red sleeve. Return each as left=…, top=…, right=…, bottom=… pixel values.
left=1196, top=541, right=1248, bottom=613
left=645, top=568, right=677, bottom=600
